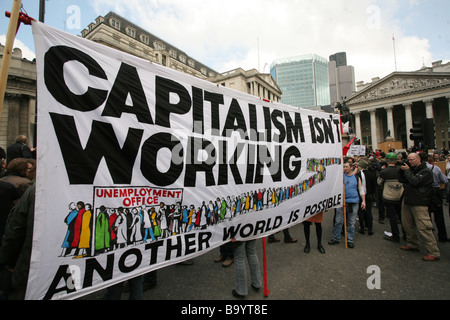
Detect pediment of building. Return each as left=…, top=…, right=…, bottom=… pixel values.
left=346, top=72, right=450, bottom=105
left=259, top=74, right=282, bottom=93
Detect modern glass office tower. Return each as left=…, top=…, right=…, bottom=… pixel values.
left=270, top=54, right=330, bottom=109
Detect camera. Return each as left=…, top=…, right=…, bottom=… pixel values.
left=397, top=160, right=411, bottom=167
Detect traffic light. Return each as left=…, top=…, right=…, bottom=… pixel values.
left=422, top=118, right=435, bottom=149
left=409, top=121, right=424, bottom=142
left=409, top=119, right=436, bottom=150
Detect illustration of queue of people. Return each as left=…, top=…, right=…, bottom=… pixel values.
left=60, top=158, right=341, bottom=259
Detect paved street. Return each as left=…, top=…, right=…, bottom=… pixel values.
left=81, top=205, right=450, bottom=302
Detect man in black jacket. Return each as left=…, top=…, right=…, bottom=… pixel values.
left=6, top=135, right=34, bottom=165
left=0, top=184, right=35, bottom=299
left=399, top=152, right=440, bottom=261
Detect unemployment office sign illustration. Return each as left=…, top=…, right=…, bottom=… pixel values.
left=29, top=21, right=343, bottom=300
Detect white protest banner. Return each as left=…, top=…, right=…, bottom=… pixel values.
left=28, top=21, right=343, bottom=300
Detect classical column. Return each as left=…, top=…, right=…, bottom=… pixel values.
left=446, top=95, right=450, bottom=124
left=5, top=93, right=22, bottom=145
left=370, top=109, right=378, bottom=149
left=404, top=103, right=413, bottom=149
left=354, top=111, right=362, bottom=141
left=424, top=99, right=434, bottom=118
left=445, top=95, right=450, bottom=149
left=385, top=105, right=395, bottom=139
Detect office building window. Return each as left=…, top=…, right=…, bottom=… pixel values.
left=125, top=27, right=136, bottom=38
left=140, top=34, right=150, bottom=45
left=110, top=18, right=120, bottom=30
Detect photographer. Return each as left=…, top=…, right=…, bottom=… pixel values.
left=398, top=153, right=440, bottom=261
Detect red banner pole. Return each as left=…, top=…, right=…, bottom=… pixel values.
left=262, top=237, right=270, bottom=297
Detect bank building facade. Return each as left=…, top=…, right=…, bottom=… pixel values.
left=346, top=61, right=450, bottom=151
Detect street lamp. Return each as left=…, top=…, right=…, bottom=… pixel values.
left=39, top=0, right=45, bottom=22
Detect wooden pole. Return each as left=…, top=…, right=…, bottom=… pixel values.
left=343, top=184, right=348, bottom=249
left=0, top=0, right=22, bottom=116
left=339, top=110, right=348, bottom=248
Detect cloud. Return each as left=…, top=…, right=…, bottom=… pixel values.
left=90, top=0, right=434, bottom=82
left=0, top=35, right=36, bottom=61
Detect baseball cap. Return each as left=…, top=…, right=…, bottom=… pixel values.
left=386, top=152, right=397, bottom=160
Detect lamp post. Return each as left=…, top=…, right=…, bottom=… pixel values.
left=39, top=0, right=45, bottom=22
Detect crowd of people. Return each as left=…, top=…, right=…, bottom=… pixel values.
left=0, top=134, right=448, bottom=300
left=331, top=146, right=449, bottom=259
left=0, top=135, right=37, bottom=300
left=232, top=146, right=449, bottom=298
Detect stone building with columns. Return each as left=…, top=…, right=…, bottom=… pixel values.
left=346, top=61, right=450, bottom=151
left=0, top=44, right=36, bottom=150
left=81, top=11, right=218, bottom=79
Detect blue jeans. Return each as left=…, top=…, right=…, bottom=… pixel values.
left=234, top=240, right=262, bottom=296
left=333, top=203, right=359, bottom=243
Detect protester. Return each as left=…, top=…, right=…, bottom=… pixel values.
left=446, top=154, right=450, bottom=204
left=232, top=239, right=262, bottom=298
left=0, top=147, right=5, bottom=163
left=377, top=153, right=404, bottom=242
left=426, top=156, right=448, bottom=242
left=328, top=160, right=366, bottom=248
left=0, top=181, right=20, bottom=246
left=0, top=158, right=33, bottom=196
left=0, top=184, right=35, bottom=300
left=0, top=178, right=21, bottom=299
left=143, top=271, right=157, bottom=290
left=356, top=159, right=376, bottom=235
left=373, top=157, right=387, bottom=224
left=122, top=270, right=157, bottom=293
left=268, top=228, right=297, bottom=243
left=399, top=152, right=440, bottom=261
left=214, top=243, right=234, bottom=267
left=6, top=135, right=34, bottom=165
left=303, top=212, right=325, bottom=254
left=103, top=275, right=143, bottom=300
left=24, top=159, right=36, bottom=181
left=0, top=146, right=6, bottom=177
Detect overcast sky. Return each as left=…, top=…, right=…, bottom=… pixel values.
left=1, top=0, right=449, bottom=84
